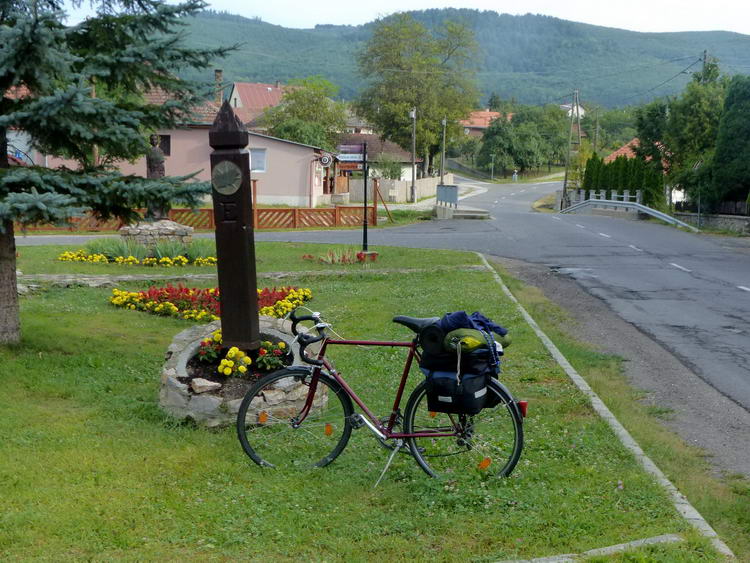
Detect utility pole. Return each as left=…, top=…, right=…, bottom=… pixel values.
left=593, top=108, right=599, bottom=154
left=440, top=117, right=447, bottom=185
left=410, top=107, right=417, bottom=203
left=490, top=153, right=495, bottom=181
left=702, top=49, right=708, bottom=83
left=562, top=89, right=578, bottom=208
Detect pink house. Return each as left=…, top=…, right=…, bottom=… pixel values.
left=32, top=82, right=335, bottom=207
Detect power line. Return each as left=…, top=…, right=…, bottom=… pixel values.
left=617, top=57, right=703, bottom=104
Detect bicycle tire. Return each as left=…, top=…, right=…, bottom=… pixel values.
left=403, top=378, right=523, bottom=478
left=236, top=367, right=354, bottom=469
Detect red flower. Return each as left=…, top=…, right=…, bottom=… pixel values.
left=273, top=349, right=282, bottom=356
left=259, top=349, right=267, bottom=356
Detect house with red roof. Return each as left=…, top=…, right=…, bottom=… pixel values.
left=604, top=138, right=639, bottom=163
left=225, top=81, right=286, bottom=128
left=459, top=110, right=512, bottom=137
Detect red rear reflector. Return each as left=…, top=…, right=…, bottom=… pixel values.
left=518, top=401, right=528, bottom=417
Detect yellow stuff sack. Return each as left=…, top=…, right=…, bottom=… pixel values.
left=443, top=328, right=489, bottom=352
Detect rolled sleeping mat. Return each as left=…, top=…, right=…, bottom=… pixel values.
left=419, top=323, right=446, bottom=356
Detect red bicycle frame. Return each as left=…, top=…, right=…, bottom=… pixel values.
left=298, top=337, right=459, bottom=439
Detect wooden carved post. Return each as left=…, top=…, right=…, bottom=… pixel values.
left=209, top=101, right=260, bottom=351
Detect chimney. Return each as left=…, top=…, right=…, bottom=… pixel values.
left=214, top=69, right=223, bottom=105
left=275, top=80, right=281, bottom=89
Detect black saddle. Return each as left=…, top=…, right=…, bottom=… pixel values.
left=392, top=315, right=440, bottom=334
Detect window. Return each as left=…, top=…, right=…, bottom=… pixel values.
left=250, top=148, right=267, bottom=172
left=159, top=135, right=171, bottom=156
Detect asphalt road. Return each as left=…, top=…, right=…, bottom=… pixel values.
left=249, top=177, right=750, bottom=412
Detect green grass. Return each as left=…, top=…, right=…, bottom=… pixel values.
left=16, top=241, right=478, bottom=276
left=495, top=262, right=749, bottom=560
left=1, top=244, right=715, bottom=560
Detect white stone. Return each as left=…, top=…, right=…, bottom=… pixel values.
left=188, top=394, right=222, bottom=417
left=190, top=378, right=222, bottom=394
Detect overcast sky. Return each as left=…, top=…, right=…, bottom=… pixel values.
left=199, top=0, right=749, bottom=35
left=66, top=0, right=750, bottom=35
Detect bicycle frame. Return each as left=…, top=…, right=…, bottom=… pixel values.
left=299, top=337, right=459, bottom=440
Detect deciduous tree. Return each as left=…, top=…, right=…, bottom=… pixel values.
left=355, top=13, right=479, bottom=173
left=260, top=76, right=346, bottom=151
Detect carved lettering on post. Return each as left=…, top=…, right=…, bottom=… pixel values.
left=209, top=101, right=260, bottom=351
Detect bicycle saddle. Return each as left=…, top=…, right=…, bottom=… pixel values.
left=392, top=315, right=440, bottom=334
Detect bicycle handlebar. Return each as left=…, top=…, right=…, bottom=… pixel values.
left=290, top=308, right=327, bottom=366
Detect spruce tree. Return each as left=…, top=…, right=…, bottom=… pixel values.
left=712, top=75, right=750, bottom=205
left=0, top=0, right=232, bottom=345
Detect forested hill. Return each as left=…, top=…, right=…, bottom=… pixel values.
left=180, top=9, right=750, bottom=107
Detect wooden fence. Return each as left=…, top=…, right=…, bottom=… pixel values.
left=15, top=205, right=377, bottom=233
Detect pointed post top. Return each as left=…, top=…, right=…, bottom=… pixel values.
left=209, top=100, right=249, bottom=149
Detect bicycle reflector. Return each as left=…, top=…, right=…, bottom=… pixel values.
left=518, top=401, right=528, bottom=418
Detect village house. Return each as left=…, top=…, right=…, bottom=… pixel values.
left=459, top=109, right=512, bottom=137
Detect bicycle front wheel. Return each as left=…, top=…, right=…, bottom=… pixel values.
left=236, top=367, right=353, bottom=469
left=404, top=379, right=523, bottom=478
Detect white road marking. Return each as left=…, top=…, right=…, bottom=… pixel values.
left=510, top=192, right=516, bottom=196
left=520, top=190, right=526, bottom=193
left=739, top=286, right=750, bottom=292
left=629, top=244, right=643, bottom=252
left=552, top=216, right=562, bottom=221
left=576, top=224, right=586, bottom=229
left=493, top=200, right=498, bottom=204
left=599, top=233, right=611, bottom=238
left=670, top=263, right=691, bottom=273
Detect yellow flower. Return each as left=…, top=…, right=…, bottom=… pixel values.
left=241, top=356, right=252, bottom=365
left=223, top=368, right=232, bottom=376
left=278, top=342, right=286, bottom=349
left=238, top=365, right=247, bottom=374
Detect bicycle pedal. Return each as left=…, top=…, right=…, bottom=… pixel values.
left=350, top=413, right=365, bottom=430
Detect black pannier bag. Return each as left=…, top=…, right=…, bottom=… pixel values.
left=418, top=314, right=505, bottom=414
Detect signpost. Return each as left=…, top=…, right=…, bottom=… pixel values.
left=337, top=142, right=369, bottom=252
left=208, top=101, right=260, bottom=352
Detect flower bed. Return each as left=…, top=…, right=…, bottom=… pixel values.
left=109, top=284, right=312, bottom=321
left=58, top=249, right=217, bottom=267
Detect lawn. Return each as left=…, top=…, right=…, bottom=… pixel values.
left=16, top=241, right=476, bottom=276
left=1, top=244, right=721, bottom=561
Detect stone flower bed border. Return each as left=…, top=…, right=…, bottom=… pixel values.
left=160, top=316, right=303, bottom=427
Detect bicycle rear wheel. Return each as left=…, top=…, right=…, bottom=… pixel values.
left=403, top=379, right=523, bottom=478
left=236, top=367, right=353, bottom=469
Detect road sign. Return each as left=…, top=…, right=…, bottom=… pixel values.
left=338, top=162, right=363, bottom=171
left=337, top=153, right=364, bottom=162
left=337, top=144, right=364, bottom=154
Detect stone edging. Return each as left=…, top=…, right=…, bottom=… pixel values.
left=159, top=316, right=303, bottom=428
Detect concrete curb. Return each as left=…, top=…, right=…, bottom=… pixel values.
left=477, top=253, right=735, bottom=560
left=499, top=533, right=684, bottom=562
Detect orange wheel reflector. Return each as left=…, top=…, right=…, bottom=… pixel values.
left=258, top=411, right=269, bottom=424
left=429, top=411, right=437, bottom=418
left=478, top=457, right=492, bottom=471
left=324, top=423, right=333, bottom=436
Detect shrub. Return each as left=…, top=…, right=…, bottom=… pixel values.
left=85, top=238, right=149, bottom=261
left=185, top=239, right=217, bottom=261
left=153, top=240, right=188, bottom=260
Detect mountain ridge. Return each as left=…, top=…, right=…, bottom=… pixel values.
left=179, top=9, right=750, bottom=107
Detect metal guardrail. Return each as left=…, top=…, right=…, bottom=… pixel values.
left=560, top=199, right=700, bottom=232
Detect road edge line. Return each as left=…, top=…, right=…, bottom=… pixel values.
left=477, top=252, right=735, bottom=560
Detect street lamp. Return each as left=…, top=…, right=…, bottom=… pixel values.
left=410, top=107, right=416, bottom=203
left=440, top=117, right=447, bottom=185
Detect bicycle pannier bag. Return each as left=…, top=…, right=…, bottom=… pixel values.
left=421, top=369, right=488, bottom=415
left=418, top=312, right=507, bottom=413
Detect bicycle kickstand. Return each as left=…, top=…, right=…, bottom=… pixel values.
left=374, top=439, right=403, bottom=488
